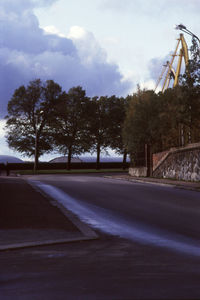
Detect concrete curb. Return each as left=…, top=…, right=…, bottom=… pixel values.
left=105, top=175, right=200, bottom=192
left=0, top=236, right=97, bottom=252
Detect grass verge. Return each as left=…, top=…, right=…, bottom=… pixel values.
left=17, top=169, right=129, bottom=175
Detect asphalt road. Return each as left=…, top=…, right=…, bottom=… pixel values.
left=1, top=174, right=200, bottom=300
left=29, top=174, right=200, bottom=253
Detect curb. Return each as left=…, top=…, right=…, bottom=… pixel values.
left=0, top=236, right=98, bottom=252
left=105, top=175, right=200, bottom=192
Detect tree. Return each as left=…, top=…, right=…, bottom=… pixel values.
left=51, top=86, right=90, bottom=170
left=123, top=39, right=200, bottom=166
left=179, top=37, right=200, bottom=144
left=157, top=87, right=182, bottom=149
left=5, top=79, right=62, bottom=169
left=87, top=96, right=111, bottom=169
left=182, top=37, right=200, bottom=87
left=155, top=38, right=200, bottom=149
left=106, top=96, right=128, bottom=168
left=123, top=89, right=161, bottom=166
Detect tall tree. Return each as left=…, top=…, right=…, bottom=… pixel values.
left=157, top=87, right=182, bottom=149
left=5, top=79, right=62, bottom=169
left=52, top=86, right=90, bottom=170
left=182, top=37, right=200, bottom=87
left=106, top=96, right=128, bottom=167
left=179, top=37, right=200, bottom=144
left=88, top=96, right=111, bottom=169
left=123, top=89, right=161, bottom=166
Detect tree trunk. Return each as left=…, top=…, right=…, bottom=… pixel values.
left=96, top=144, right=101, bottom=170
left=34, top=133, right=39, bottom=173
left=122, top=149, right=127, bottom=170
left=34, top=153, right=39, bottom=172
left=67, top=147, right=72, bottom=170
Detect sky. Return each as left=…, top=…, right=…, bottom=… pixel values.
left=0, top=0, right=200, bottom=161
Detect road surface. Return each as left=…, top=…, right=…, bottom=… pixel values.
left=29, top=174, right=200, bottom=256
left=1, top=174, right=200, bottom=300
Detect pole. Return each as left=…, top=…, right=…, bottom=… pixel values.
left=34, top=116, right=38, bottom=173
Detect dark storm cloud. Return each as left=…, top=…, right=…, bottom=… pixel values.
left=0, top=0, right=131, bottom=117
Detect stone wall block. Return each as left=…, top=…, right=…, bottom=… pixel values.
left=153, top=143, right=200, bottom=182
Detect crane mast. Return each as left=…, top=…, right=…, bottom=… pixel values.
left=155, top=33, right=189, bottom=92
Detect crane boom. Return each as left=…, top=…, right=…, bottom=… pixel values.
left=155, top=33, right=189, bottom=92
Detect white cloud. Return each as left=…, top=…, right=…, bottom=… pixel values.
left=43, top=25, right=66, bottom=37
left=140, top=80, right=156, bottom=91
left=0, top=120, right=6, bottom=138
left=0, top=0, right=131, bottom=118
left=68, top=26, right=107, bottom=65
left=99, top=0, right=200, bottom=15
left=68, top=26, right=87, bottom=40
left=0, top=121, right=15, bottom=156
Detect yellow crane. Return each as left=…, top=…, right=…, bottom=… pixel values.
left=155, top=33, right=189, bottom=92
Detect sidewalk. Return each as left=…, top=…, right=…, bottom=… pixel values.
left=106, top=174, right=200, bottom=191
left=0, top=176, right=97, bottom=251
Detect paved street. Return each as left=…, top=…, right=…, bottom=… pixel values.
left=1, top=174, right=200, bottom=299
left=28, top=174, right=200, bottom=253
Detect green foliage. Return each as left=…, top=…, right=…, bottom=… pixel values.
left=87, top=96, right=111, bottom=168
left=107, top=96, right=127, bottom=155
left=51, top=86, right=91, bottom=169
left=182, top=37, right=200, bottom=87
left=178, top=38, right=200, bottom=144
left=5, top=42, right=200, bottom=168
left=123, top=38, right=200, bottom=164
left=123, top=89, right=161, bottom=164
left=157, top=87, right=182, bottom=148
left=5, top=79, right=62, bottom=163
left=5, top=80, right=129, bottom=167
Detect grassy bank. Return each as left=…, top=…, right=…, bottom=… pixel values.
left=17, top=169, right=128, bottom=175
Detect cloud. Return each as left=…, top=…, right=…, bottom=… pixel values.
left=99, top=0, right=200, bottom=17
left=148, top=53, right=173, bottom=91
left=0, top=0, right=58, bottom=11
left=148, top=48, right=189, bottom=92
left=148, top=56, right=169, bottom=81
left=0, top=120, right=6, bottom=139
left=0, top=0, right=131, bottom=118
left=68, top=26, right=107, bottom=66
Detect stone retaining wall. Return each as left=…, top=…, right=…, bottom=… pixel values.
left=129, top=167, right=147, bottom=177
left=153, top=143, right=200, bottom=181
left=153, top=150, right=170, bottom=171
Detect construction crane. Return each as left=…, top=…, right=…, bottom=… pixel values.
left=155, top=33, right=189, bottom=92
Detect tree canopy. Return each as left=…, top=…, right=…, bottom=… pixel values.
left=5, top=39, right=200, bottom=170
left=5, top=79, right=62, bottom=167
left=123, top=89, right=161, bottom=165
left=50, top=86, right=91, bottom=169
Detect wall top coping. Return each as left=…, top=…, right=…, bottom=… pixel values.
left=169, top=142, right=200, bottom=154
